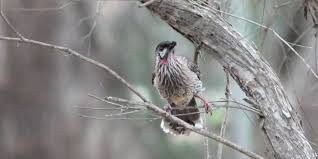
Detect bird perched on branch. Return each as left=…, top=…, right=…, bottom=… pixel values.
left=152, top=41, right=210, bottom=135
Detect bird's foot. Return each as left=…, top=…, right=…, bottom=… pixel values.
left=163, top=104, right=172, bottom=113
left=203, top=101, right=212, bottom=115
left=195, top=95, right=212, bottom=115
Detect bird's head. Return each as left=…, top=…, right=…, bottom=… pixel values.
left=155, top=41, right=176, bottom=64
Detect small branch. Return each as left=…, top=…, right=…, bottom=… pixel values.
left=194, top=29, right=211, bottom=159
left=86, top=94, right=262, bottom=118
left=105, top=96, right=149, bottom=106
left=81, top=20, right=97, bottom=41
left=315, top=35, right=318, bottom=72
left=211, top=100, right=262, bottom=115
left=88, top=94, right=142, bottom=109
left=81, top=1, right=103, bottom=56
left=73, top=105, right=126, bottom=110
left=75, top=101, right=262, bottom=115
left=103, top=109, right=143, bottom=117
left=73, top=112, right=160, bottom=121
left=138, top=0, right=158, bottom=8
left=274, top=0, right=294, bottom=8
left=0, top=0, right=25, bottom=40
left=6, top=0, right=80, bottom=12
left=194, top=42, right=203, bottom=65
left=92, top=94, right=263, bottom=115
left=203, top=113, right=210, bottom=159
left=217, top=67, right=231, bottom=159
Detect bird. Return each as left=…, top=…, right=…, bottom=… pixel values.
left=152, top=41, right=210, bottom=135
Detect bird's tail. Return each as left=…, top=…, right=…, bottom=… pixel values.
left=160, top=97, right=203, bottom=135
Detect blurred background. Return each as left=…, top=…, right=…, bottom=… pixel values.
left=0, top=0, right=317, bottom=159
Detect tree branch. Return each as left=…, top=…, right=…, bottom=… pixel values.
left=217, top=67, right=231, bottom=159
left=0, top=36, right=264, bottom=159
left=138, top=0, right=317, bottom=158
left=0, top=0, right=25, bottom=40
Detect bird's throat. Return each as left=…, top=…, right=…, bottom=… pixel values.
left=160, top=54, right=176, bottom=65
left=160, top=59, right=168, bottom=64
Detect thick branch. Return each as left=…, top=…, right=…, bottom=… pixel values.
left=139, top=0, right=317, bottom=158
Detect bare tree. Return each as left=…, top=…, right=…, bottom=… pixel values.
left=1, top=0, right=318, bottom=159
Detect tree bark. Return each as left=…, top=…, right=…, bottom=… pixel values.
left=140, top=0, right=317, bottom=158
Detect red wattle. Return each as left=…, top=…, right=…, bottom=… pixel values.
left=160, top=59, right=168, bottom=64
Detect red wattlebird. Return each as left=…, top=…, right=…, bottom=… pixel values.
left=152, top=41, right=210, bottom=135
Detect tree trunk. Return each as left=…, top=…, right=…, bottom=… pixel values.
left=139, top=0, right=317, bottom=158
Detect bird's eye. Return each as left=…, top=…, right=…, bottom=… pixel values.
left=159, top=48, right=163, bottom=51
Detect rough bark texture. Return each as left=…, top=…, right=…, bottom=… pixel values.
left=140, top=0, right=318, bottom=158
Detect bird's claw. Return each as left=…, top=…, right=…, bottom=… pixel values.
left=163, top=104, right=172, bottom=113
left=204, top=102, right=212, bottom=115
left=194, top=94, right=212, bottom=115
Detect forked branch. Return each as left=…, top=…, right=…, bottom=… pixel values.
left=138, top=0, right=317, bottom=158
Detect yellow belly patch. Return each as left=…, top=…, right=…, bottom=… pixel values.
left=170, top=96, right=188, bottom=106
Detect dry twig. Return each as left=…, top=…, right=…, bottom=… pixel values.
left=216, top=67, right=231, bottom=159
left=0, top=0, right=25, bottom=40
left=139, top=0, right=158, bottom=8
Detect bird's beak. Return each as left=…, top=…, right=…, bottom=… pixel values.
left=159, top=49, right=168, bottom=59
left=158, top=41, right=177, bottom=60
left=169, top=41, right=176, bottom=49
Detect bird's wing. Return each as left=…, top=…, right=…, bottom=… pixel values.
left=177, top=56, right=201, bottom=79
left=187, top=59, right=205, bottom=93
left=187, top=60, right=201, bottom=80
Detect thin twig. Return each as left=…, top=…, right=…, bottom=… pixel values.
left=94, top=93, right=263, bottom=115
left=274, top=0, right=296, bottom=8
left=100, top=95, right=262, bottom=115
left=88, top=93, right=141, bottom=109
left=285, top=25, right=313, bottom=52
left=194, top=42, right=203, bottom=65
left=315, top=35, right=318, bottom=72
left=195, top=42, right=210, bottom=159
left=211, top=100, right=262, bottom=115
left=104, top=109, right=143, bottom=117
left=74, top=101, right=262, bottom=115
left=217, top=67, right=231, bottom=159
left=74, top=112, right=160, bottom=121
left=203, top=112, right=210, bottom=159
left=82, top=21, right=97, bottom=40
left=88, top=93, right=262, bottom=115
left=73, top=105, right=125, bottom=110
left=6, top=0, right=79, bottom=12
left=105, top=96, right=148, bottom=106
left=0, top=0, right=25, bottom=40
left=194, top=41, right=210, bottom=159
left=139, top=0, right=157, bottom=8
left=81, top=1, right=102, bottom=56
